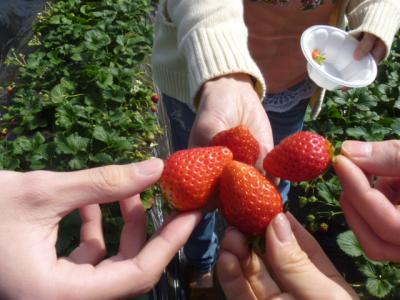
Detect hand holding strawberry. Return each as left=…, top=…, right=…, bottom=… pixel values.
left=189, top=73, right=274, bottom=167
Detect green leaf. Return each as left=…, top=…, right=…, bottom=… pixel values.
left=359, top=262, right=378, bottom=278
left=391, top=118, right=400, bottom=132
left=366, top=278, right=393, bottom=298
left=337, top=230, right=364, bottom=257
left=393, top=98, right=400, bottom=110
left=84, top=29, right=111, bottom=50
left=30, top=154, right=47, bottom=170
left=0, top=155, right=20, bottom=170
left=68, top=157, right=87, bottom=170
left=93, top=126, right=109, bottom=142
left=32, top=132, right=46, bottom=149
left=50, top=84, right=66, bottom=104
left=13, top=137, right=32, bottom=154
left=89, top=153, right=114, bottom=164
left=346, top=127, right=368, bottom=139
left=55, top=133, right=89, bottom=155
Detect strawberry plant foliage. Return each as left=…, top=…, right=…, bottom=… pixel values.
left=0, top=0, right=160, bottom=256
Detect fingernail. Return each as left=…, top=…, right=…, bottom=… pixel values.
left=133, top=158, right=164, bottom=176
left=272, top=213, right=294, bottom=244
left=342, top=141, right=371, bottom=158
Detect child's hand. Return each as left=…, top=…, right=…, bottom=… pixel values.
left=354, top=32, right=386, bottom=63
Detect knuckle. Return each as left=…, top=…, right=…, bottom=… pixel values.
left=131, top=258, right=161, bottom=294
left=140, top=276, right=161, bottom=294
left=276, top=248, right=310, bottom=273
left=89, top=165, right=130, bottom=195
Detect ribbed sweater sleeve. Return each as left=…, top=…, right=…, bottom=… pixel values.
left=166, top=0, right=266, bottom=104
left=347, top=0, right=400, bottom=58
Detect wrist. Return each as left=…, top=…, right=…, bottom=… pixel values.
left=205, top=73, right=255, bottom=89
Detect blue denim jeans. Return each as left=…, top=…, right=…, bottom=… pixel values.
left=163, top=94, right=309, bottom=272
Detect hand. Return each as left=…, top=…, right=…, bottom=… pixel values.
left=217, top=213, right=358, bottom=300
left=334, top=140, right=400, bottom=262
left=354, top=32, right=386, bottom=63
left=189, top=73, right=274, bottom=168
left=0, top=159, right=201, bottom=300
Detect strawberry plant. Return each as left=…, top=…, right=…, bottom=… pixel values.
left=291, top=33, right=400, bottom=299
left=0, top=0, right=161, bottom=260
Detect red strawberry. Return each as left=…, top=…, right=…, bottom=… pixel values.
left=210, top=125, right=259, bottom=165
left=160, top=146, right=233, bottom=211
left=219, top=160, right=283, bottom=236
left=151, top=94, right=160, bottom=103
left=263, top=131, right=333, bottom=182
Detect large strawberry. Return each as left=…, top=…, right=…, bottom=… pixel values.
left=160, top=146, right=233, bottom=211
left=263, top=131, right=333, bottom=182
left=210, top=124, right=260, bottom=165
left=219, top=160, right=283, bottom=236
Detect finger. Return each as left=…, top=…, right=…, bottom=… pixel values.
left=220, top=228, right=281, bottom=299
left=118, top=195, right=147, bottom=258
left=217, top=251, right=257, bottom=300
left=354, top=33, right=376, bottom=60
left=23, top=159, right=164, bottom=214
left=340, top=194, right=400, bottom=262
left=220, top=227, right=251, bottom=260
left=56, top=211, right=202, bottom=299
left=374, top=177, right=400, bottom=205
left=371, top=40, right=386, bottom=63
left=98, top=211, right=202, bottom=298
left=68, top=204, right=106, bottom=264
left=334, top=155, right=400, bottom=245
left=341, top=140, right=400, bottom=176
left=188, top=96, right=228, bottom=148
left=244, top=101, right=274, bottom=167
left=265, top=213, right=356, bottom=299
left=277, top=213, right=342, bottom=277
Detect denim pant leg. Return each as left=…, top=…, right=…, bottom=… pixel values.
left=163, top=94, right=219, bottom=273
left=264, top=98, right=310, bottom=203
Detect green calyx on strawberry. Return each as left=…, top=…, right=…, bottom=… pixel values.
left=263, top=131, right=334, bottom=182
left=219, top=160, right=283, bottom=236
left=210, top=124, right=260, bottom=166
left=159, top=146, right=233, bottom=211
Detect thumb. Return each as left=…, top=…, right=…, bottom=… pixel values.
left=341, top=140, right=400, bottom=176
left=265, top=213, right=353, bottom=298
left=24, top=158, right=164, bottom=213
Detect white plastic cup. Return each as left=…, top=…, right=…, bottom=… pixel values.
left=300, top=25, right=377, bottom=90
